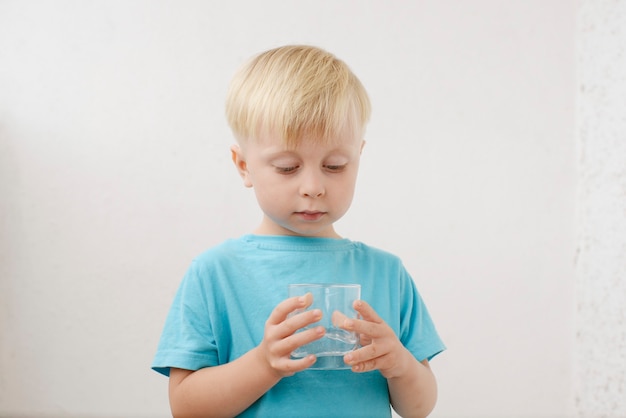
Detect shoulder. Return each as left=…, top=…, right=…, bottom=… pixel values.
left=179, top=237, right=250, bottom=282
left=350, top=240, right=403, bottom=261
left=348, top=240, right=407, bottom=271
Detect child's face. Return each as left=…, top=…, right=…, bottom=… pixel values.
left=232, top=129, right=364, bottom=238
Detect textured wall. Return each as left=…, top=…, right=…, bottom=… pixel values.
left=576, top=1, right=626, bottom=416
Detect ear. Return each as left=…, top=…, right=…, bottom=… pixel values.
left=230, top=144, right=253, bottom=188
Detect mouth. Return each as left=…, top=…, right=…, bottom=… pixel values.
left=295, top=211, right=326, bottom=221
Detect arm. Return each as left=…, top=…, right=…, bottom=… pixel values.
left=387, top=357, right=437, bottom=418
left=169, top=348, right=279, bottom=418
left=342, top=300, right=438, bottom=418
left=169, top=293, right=324, bottom=418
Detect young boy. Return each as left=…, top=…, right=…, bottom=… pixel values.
left=152, top=45, right=445, bottom=418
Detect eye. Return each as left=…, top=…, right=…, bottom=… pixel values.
left=323, top=164, right=347, bottom=172
left=275, top=165, right=299, bottom=174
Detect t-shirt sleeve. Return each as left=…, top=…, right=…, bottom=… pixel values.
left=152, top=260, right=218, bottom=377
left=398, top=268, right=446, bottom=362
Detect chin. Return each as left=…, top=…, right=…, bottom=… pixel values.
left=293, top=227, right=338, bottom=238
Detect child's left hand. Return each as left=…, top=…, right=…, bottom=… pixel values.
left=341, top=300, right=412, bottom=379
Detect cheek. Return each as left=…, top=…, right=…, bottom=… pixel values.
left=333, top=176, right=359, bottom=208
left=340, top=170, right=359, bottom=194
left=253, top=181, right=286, bottom=208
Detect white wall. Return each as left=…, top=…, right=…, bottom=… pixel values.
left=576, top=1, right=626, bottom=416
left=0, top=1, right=610, bottom=417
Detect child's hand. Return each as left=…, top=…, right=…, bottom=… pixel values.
left=341, top=300, right=412, bottom=379
left=256, top=293, right=325, bottom=378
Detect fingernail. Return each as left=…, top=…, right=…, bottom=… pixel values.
left=313, top=309, right=322, bottom=318
left=298, top=296, right=306, bottom=304
left=344, top=353, right=353, bottom=363
left=343, top=319, right=353, bottom=329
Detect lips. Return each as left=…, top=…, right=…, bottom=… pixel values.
left=296, top=211, right=326, bottom=221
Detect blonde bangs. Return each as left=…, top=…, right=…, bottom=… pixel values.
left=225, top=45, right=370, bottom=146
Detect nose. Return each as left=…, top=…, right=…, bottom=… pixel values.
left=299, top=169, right=325, bottom=198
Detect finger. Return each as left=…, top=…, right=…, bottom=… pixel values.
left=272, top=354, right=318, bottom=377
left=343, top=348, right=378, bottom=372
left=340, top=301, right=390, bottom=337
left=266, top=293, right=313, bottom=326
left=350, top=357, right=383, bottom=373
left=274, top=325, right=326, bottom=356
left=282, top=308, right=323, bottom=335
left=265, top=308, right=323, bottom=345
left=331, top=310, right=349, bottom=327
left=352, top=300, right=384, bottom=324
left=288, top=355, right=318, bottom=374
left=341, top=316, right=384, bottom=338
left=343, top=343, right=380, bottom=366
left=343, top=344, right=393, bottom=373
left=359, top=333, right=372, bottom=346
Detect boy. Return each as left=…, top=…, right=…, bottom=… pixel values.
left=152, top=45, right=445, bottom=418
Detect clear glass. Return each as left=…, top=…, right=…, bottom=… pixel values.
left=288, top=283, right=361, bottom=370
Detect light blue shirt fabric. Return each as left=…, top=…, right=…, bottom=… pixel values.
left=152, top=234, right=445, bottom=417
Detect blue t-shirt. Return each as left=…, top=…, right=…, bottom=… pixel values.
left=152, top=234, right=445, bottom=417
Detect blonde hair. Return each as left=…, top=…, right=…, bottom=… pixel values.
left=225, top=45, right=371, bottom=146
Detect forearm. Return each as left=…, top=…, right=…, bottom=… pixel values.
left=388, top=354, right=437, bottom=418
left=169, top=347, right=281, bottom=418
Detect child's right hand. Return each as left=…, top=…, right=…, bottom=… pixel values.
left=256, top=292, right=325, bottom=378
